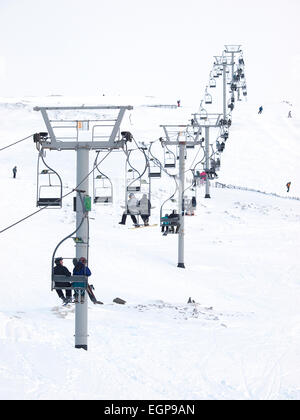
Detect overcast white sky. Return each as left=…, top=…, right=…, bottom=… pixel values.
left=0, top=0, right=299, bottom=104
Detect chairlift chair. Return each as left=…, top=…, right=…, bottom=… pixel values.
left=209, top=78, right=216, bottom=88
left=205, top=92, right=213, bottom=105
left=127, top=169, right=142, bottom=192
left=200, top=107, right=208, bottom=120
left=164, top=149, right=176, bottom=169
left=149, top=159, right=162, bottom=178
left=37, top=168, right=62, bottom=208
left=94, top=174, right=113, bottom=204
left=51, top=254, right=88, bottom=293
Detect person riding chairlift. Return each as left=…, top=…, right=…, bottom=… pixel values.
left=73, top=257, right=91, bottom=303
left=161, top=210, right=180, bottom=236
left=53, top=257, right=72, bottom=304
left=138, top=194, right=151, bottom=226
left=119, top=193, right=139, bottom=226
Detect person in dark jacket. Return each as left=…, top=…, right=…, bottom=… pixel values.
left=258, top=106, right=263, bottom=114
left=161, top=210, right=180, bottom=235
left=286, top=182, right=291, bottom=193
left=73, top=257, right=91, bottom=303
left=12, top=166, right=17, bottom=179
left=53, top=257, right=72, bottom=303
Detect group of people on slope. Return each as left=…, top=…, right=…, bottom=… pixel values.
left=119, top=193, right=151, bottom=227
left=53, top=257, right=91, bottom=304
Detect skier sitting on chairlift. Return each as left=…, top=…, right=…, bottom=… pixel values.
left=138, top=194, right=151, bottom=226
left=73, top=257, right=91, bottom=304
left=119, top=193, right=139, bottom=226
left=216, top=141, right=225, bottom=152
left=161, top=210, right=180, bottom=236
left=53, top=257, right=72, bottom=304
left=72, top=258, right=102, bottom=305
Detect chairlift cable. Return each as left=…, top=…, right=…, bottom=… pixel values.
left=0, top=134, right=34, bottom=152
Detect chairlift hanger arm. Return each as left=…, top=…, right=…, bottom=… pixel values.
left=51, top=192, right=87, bottom=278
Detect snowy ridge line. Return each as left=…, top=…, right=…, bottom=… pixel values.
left=215, top=182, right=300, bottom=202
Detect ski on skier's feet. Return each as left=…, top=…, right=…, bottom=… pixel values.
left=129, top=224, right=158, bottom=229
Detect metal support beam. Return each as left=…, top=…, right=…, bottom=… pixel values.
left=205, top=127, right=211, bottom=199
left=223, top=63, right=227, bottom=120
left=75, top=148, right=89, bottom=351
left=177, top=142, right=185, bottom=269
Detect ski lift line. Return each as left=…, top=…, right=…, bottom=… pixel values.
left=0, top=133, right=34, bottom=152
left=0, top=148, right=112, bottom=235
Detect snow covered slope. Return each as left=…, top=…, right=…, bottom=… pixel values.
left=0, top=96, right=300, bottom=400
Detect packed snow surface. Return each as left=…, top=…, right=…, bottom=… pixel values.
left=0, top=96, right=300, bottom=400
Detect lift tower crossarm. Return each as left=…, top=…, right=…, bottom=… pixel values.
left=159, top=125, right=203, bottom=147
left=34, top=105, right=133, bottom=151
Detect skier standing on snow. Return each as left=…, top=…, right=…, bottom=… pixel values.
left=258, top=106, right=263, bottom=114
left=119, top=193, right=139, bottom=226
left=288, top=110, right=292, bottom=118
left=12, top=166, right=17, bottom=178
left=286, top=182, right=291, bottom=193
left=53, top=257, right=72, bottom=304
